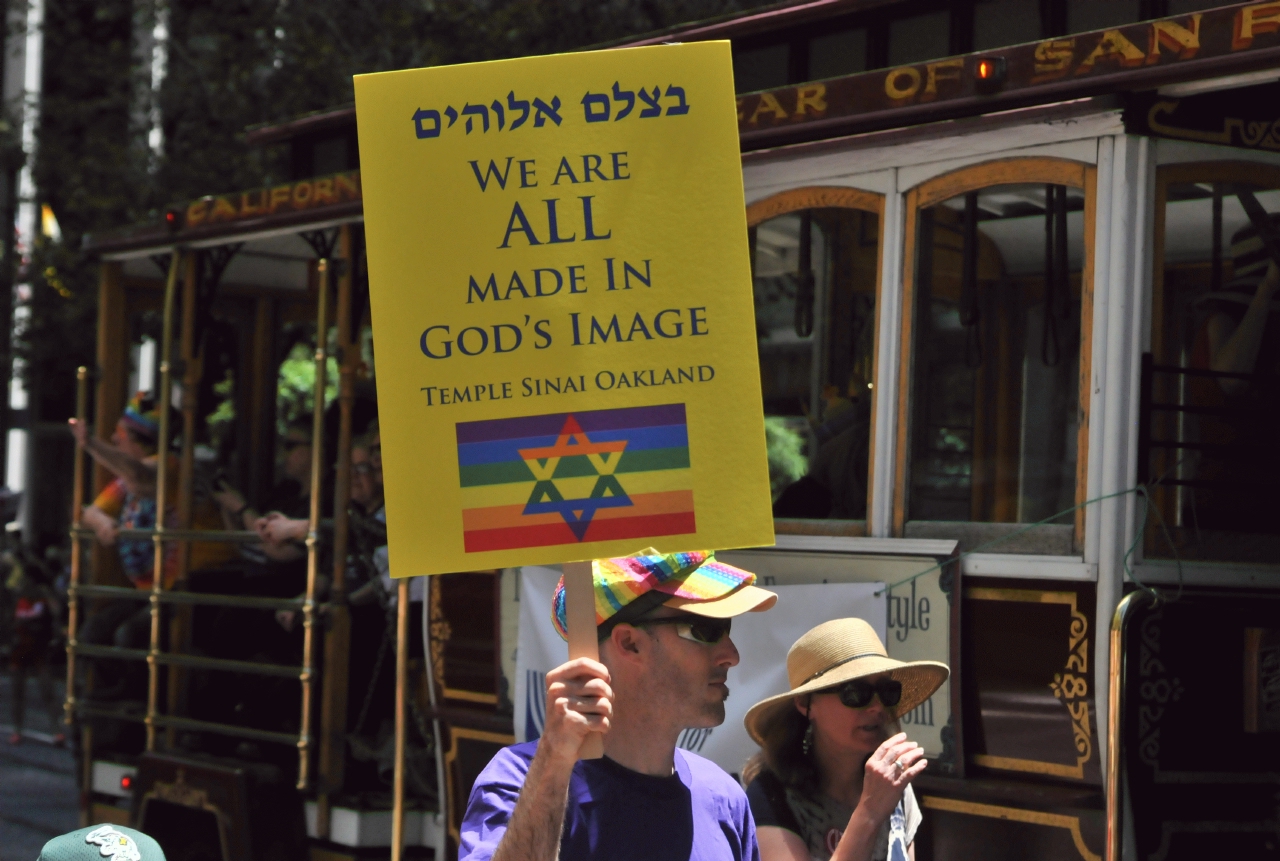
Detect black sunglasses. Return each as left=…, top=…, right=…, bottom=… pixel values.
left=834, top=678, right=902, bottom=709
left=633, top=614, right=732, bottom=645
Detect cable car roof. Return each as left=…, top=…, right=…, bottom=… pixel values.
left=82, top=2, right=1280, bottom=262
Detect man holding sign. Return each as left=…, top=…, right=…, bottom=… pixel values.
left=460, top=550, right=775, bottom=861
left=355, top=37, right=778, bottom=861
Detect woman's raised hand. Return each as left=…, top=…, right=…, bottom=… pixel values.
left=67, top=418, right=88, bottom=448
left=858, top=732, right=926, bottom=823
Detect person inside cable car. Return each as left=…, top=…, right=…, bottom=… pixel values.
left=314, top=428, right=429, bottom=791
left=181, top=419, right=313, bottom=650
left=208, top=391, right=379, bottom=595
left=273, top=428, right=387, bottom=631
left=68, top=393, right=182, bottom=700
left=771, top=373, right=871, bottom=521
left=742, top=618, right=949, bottom=861
left=210, top=417, right=315, bottom=572
left=1189, top=215, right=1280, bottom=534
left=175, top=419, right=326, bottom=741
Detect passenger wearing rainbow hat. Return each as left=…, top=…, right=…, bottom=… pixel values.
left=460, top=549, right=776, bottom=861
left=68, top=392, right=183, bottom=701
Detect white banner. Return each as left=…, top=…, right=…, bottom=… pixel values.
left=515, top=566, right=885, bottom=779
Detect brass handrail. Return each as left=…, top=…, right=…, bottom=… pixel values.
left=1107, top=590, right=1152, bottom=861
left=391, top=578, right=410, bottom=861
left=316, top=223, right=355, bottom=839
left=151, top=713, right=304, bottom=748
left=73, top=644, right=150, bottom=663
left=71, top=527, right=262, bottom=543
left=74, top=702, right=304, bottom=748
left=154, top=590, right=305, bottom=611
left=71, top=643, right=306, bottom=680
left=68, top=585, right=150, bottom=602
left=65, top=366, right=89, bottom=732
left=146, top=250, right=181, bottom=752
left=297, top=255, right=331, bottom=790
left=154, top=651, right=308, bottom=680
left=71, top=584, right=306, bottom=612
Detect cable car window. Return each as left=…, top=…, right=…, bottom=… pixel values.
left=1167, top=0, right=1225, bottom=13
left=1067, top=0, right=1139, bottom=33
left=973, top=0, right=1042, bottom=52
left=1147, top=173, right=1280, bottom=563
left=888, top=11, right=950, bottom=67
left=810, top=29, right=867, bottom=80
left=906, top=182, right=1085, bottom=538
left=733, top=43, right=789, bottom=94
left=750, top=205, right=879, bottom=523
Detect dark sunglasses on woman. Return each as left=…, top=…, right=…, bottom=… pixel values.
left=835, top=677, right=902, bottom=709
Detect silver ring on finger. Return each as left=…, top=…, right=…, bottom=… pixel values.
left=892, top=758, right=905, bottom=774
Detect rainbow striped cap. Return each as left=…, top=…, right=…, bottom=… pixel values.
left=121, top=391, right=160, bottom=441
left=551, top=548, right=776, bottom=641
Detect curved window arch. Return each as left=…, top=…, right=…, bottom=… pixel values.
left=747, top=186, right=884, bottom=227
left=1146, top=161, right=1280, bottom=564
left=895, top=158, right=1097, bottom=550
left=746, top=186, right=884, bottom=533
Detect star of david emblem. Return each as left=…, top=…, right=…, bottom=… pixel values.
left=518, top=415, right=634, bottom=540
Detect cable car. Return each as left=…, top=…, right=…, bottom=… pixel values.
left=72, top=3, right=1280, bottom=860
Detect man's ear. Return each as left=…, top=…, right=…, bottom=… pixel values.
left=607, top=623, right=646, bottom=658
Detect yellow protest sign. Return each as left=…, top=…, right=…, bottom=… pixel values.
left=355, top=42, right=774, bottom=576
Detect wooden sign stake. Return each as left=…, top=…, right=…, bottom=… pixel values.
left=563, top=560, right=604, bottom=760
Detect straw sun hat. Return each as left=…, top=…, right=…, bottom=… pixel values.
left=743, top=618, right=949, bottom=745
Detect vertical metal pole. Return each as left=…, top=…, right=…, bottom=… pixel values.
left=317, top=226, right=356, bottom=836
left=69, top=365, right=92, bottom=822
left=1210, top=182, right=1223, bottom=293
left=1054, top=184, right=1069, bottom=319
left=167, top=254, right=199, bottom=748
left=146, top=250, right=182, bottom=752
left=391, top=578, right=410, bottom=861
left=64, top=366, right=88, bottom=727
left=1042, top=184, right=1060, bottom=367
left=960, top=191, right=981, bottom=332
left=298, top=258, right=330, bottom=790
left=1044, top=184, right=1055, bottom=293
left=1107, top=591, right=1145, bottom=861
left=959, top=192, right=984, bottom=371
left=422, top=584, right=448, bottom=860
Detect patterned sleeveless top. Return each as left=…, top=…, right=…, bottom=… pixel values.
left=748, top=770, right=921, bottom=861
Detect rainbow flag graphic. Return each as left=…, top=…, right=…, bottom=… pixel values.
left=457, top=404, right=695, bottom=553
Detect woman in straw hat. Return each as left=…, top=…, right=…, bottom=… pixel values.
left=742, top=618, right=948, bottom=861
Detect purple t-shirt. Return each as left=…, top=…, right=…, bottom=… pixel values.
left=459, top=740, right=760, bottom=861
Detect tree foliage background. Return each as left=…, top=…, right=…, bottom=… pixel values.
left=18, top=0, right=774, bottom=422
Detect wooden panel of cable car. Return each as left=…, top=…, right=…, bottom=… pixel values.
left=430, top=571, right=503, bottom=707
left=961, top=582, right=1100, bottom=784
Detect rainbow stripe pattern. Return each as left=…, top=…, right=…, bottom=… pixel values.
left=550, top=550, right=756, bottom=638
left=456, top=404, right=696, bottom=553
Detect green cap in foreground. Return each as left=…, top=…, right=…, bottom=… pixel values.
left=38, top=825, right=165, bottom=861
